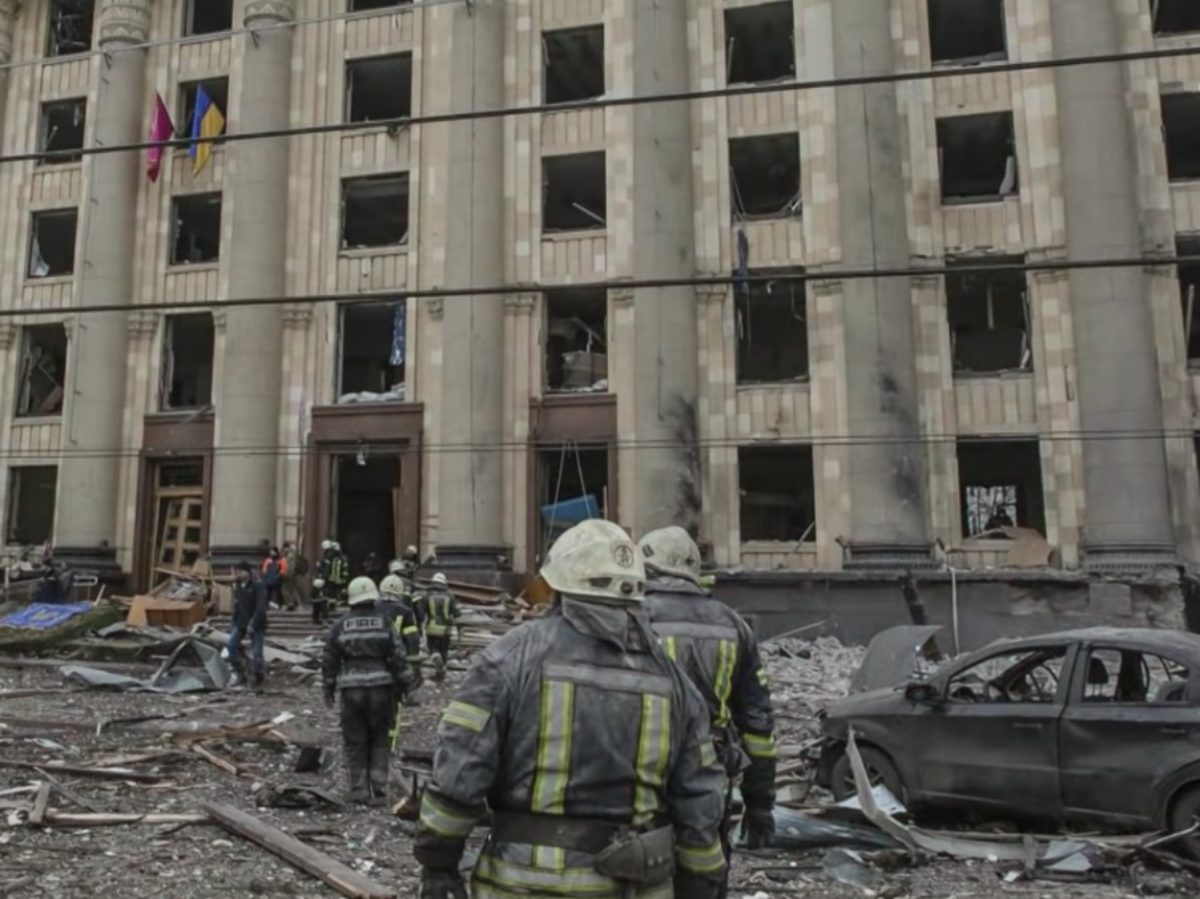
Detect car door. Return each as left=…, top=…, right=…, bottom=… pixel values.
left=910, top=642, right=1074, bottom=817
left=1059, top=642, right=1200, bottom=825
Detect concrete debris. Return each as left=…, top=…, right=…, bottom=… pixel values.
left=62, top=637, right=228, bottom=693
left=821, top=847, right=888, bottom=893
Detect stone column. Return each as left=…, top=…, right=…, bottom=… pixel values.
left=422, top=2, right=508, bottom=572
left=208, top=0, right=295, bottom=564
left=831, top=0, right=931, bottom=569
left=1050, top=0, right=1175, bottom=571
left=54, top=0, right=150, bottom=578
left=627, top=0, right=700, bottom=538
left=0, top=1, right=13, bottom=124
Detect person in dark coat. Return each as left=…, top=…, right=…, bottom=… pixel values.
left=227, top=561, right=268, bottom=690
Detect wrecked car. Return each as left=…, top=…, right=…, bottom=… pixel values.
left=818, top=627, right=1200, bottom=856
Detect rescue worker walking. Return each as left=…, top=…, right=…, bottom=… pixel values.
left=640, top=526, right=777, bottom=895
left=227, top=561, right=268, bottom=690
left=414, top=519, right=728, bottom=899
left=321, top=576, right=411, bottom=805
left=423, top=572, right=460, bottom=681
left=313, top=540, right=348, bottom=624
left=379, top=571, right=424, bottom=697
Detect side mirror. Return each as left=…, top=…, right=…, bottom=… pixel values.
left=904, top=681, right=940, bottom=705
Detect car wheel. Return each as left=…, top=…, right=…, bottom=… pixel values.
left=829, top=746, right=903, bottom=804
left=1169, top=784, right=1200, bottom=860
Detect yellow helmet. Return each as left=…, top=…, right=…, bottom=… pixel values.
left=638, top=526, right=702, bottom=584
left=540, top=520, right=645, bottom=604
left=347, top=576, right=379, bottom=606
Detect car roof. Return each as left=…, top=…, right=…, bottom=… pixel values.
left=975, top=627, right=1200, bottom=661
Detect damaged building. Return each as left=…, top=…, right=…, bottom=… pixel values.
left=0, top=0, right=1196, bottom=638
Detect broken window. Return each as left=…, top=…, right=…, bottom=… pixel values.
left=1177, top=238, right=1200, bottom=363
left=543, top=152, right=607, bottom=233
left=724, top=2, right=795, bottom=85
left=6, top=466, right=57, bottom=546
left=946, top=258, right=1031, bottom=374
left=545, top=289, right=607, bottom=392
left=39, top=99, right=86, bottom=165
left=160, top=313, right=214, bottom=410
left=947, top=647, right=1067, bottom=703
left=29, top=209, right=78, bottom=278
left=539, top=444, right=610, bottom=553
left=1162, top=93, right=1200, bottom=182
left=1155, top=0, right=1200, bottom=36
left=738, top=445, right=816, bottom=542
left=937, top=112, right=1018, bottom=203
left=16, top=325, right=67, bottom=418
left=183, top=0, right=232, bottom=36
left=47, top=0, right=94, bottom=57
left=735, top=270, right=808, bottom=384
left=179, top=79, right=229, bottom=138
left=543, top=26, right=605, bottom=104
left=730, top=133, right=801, bottom=220
left=1083, top=648, right=1190, bottom=704
left=341, top=175, right=410, bottom=249
left=346, top=53, right=413, bottom=123
left=958, top=439, right=1045, bottom=538
left=927, top=0, right=1007, bottom=64
left=170, top=194, right=222, bottom=265
left=338, top=300, right=406, bottom=400
left=349, top=0, right=413, bottom=10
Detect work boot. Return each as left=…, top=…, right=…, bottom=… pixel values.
left=368, top=784, right=388, bottom=807
left=347, top=770, right=370, bottom=805
left=228, top=673, right=245, bottom=690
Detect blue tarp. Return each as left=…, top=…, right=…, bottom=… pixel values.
left=0, top=602, right=92, bottom=631
left=541, top=495, right=600, bottom=526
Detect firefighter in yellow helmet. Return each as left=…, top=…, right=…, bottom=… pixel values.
left=415, top=519, right=728, bottom=899
left=640, top=526, right=777, bottom=898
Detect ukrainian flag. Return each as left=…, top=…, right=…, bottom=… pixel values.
left=189, top=86, right=225, bottom=176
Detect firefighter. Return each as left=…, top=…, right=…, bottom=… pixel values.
left=414, top=519, right=728, bottom=899
left=321, top=576, right=410, bottom=805
left=423, top=572, right=460, bottom=681
left=639, top=526, right=777, bottom=892
left=314, top=539, right=349, bottom=623
left=379, top=572, right=424, bottom=695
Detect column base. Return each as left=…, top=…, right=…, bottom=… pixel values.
left=842, top=541, right=937, bottom=573
left=53, top=546, right=125, bottom=585
left=1081, top=542, right=1178, bottom=576
left=427, top=544, right=515, bottom=590
left=208, top=544, right=268, bottom=574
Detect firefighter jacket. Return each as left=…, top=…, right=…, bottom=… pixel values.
left=318, top=552, right=350, bottom=587
left=415, top=597, right=728, bottom=898
left=423, top=587, right=460, bottom=638
left=645, top=577, right=777, bottom=811
left=321, top=602, right=410, bottom=701
left=231, top=577, right=267, bottom=633
left=378, top=596, right=422, bottom=662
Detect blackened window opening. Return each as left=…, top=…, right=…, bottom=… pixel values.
left=161, top=313, right=214, bottom=410
left=927, top=0, right=1007, bottom=64
left=171, top=194, right=222, bottom=265
left=17, top=325, right=67, bottom=418
left=1181, top=238, right=1200, bottom=363
left=7, top=467, right=57, bottom=546
left=349, top=0, right=413, bottom=10
left=958, top=440, right=1046, bottom=538
left=725, top=2, right=795, bottom=84
left=739, top=445, right=816, bottom=542
left=543, top=152, right=607, bottom=232
left=40, top=99, right=86, bottom=164
left=730, top=133, right=801, bottom=220
left=544, top=26, right=605, bottom=104
left=29, top=209, right=77, bottom=278
left=346, top=53, right=413, bottom=122
left=184, top=0, right=233, bottom=35
left=1155, top=0, right=1200, bottom=36
left=946, top=258, right=1031, bottom=374
left=937, top=112, right=1018, bottom=202
left=736, top=271, right=808, bottom=384
left=48, top=0, right=94, bottom=57
left=341, top=175, right=410, bottom=248
left=545, top=289, right=608, bottom=392
left=1163, top=93, right=1200, bottom=182
left=339, top=301, right=406, bottom=397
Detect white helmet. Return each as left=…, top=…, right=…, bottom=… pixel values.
left=388, top=558, right=405, bottom=574
left=347, top=576, right=379, bottom=606
left=320, top=540, right=333, bottom=552
left=313, top=578, right=326, bottom=590
left=540, top=520, right=645, bottom=604
left=638, top=526, right=702, bottom=584
left=431, top=572, right=448, bottom=586
left=380, top=573, right=406, bottom=597
left=404, top=544, right=419, bottom=559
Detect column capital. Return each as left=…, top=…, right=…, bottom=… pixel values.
left=504, top=293, right=538, bottom=315
left=126, top=310, right=159, bottom=338
left=1027, top=246, right=1069, bottom=286
left=695, top=282, right=728, bottom=304
left=425, top=297, right=445, bottom=321
left=213, top=310, right=228, bottom=332
left=0, top=0, right=14, bottom=67
left=610, top=287, right=635, bottom=308
left=245, top=0, right=296, bottom=27
left=908, top=256, right=942, bottom=287
left=0, top=321, right=18, bottom=350
left=808, top=278, right=842, bottom=299
left=98, top=0, right=151, bottom=48
left=282, top=304, right=312, bottom=328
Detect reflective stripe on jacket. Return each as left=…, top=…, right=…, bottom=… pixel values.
left=321, top=603, right=409, bottom=694
left=414, top=598, right=728, bottom=896
left=424, top=588, right=460, bottom=637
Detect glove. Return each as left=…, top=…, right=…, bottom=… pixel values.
left=674, top=870, right=722, bottom=899
left=419, top=869, right=468, bottom=899
left=742, top=805, right=775, bottom=850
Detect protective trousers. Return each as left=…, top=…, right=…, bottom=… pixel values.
left=340, top=686, right=395, bottom=801
left=427, top=634, right=450, bottom=681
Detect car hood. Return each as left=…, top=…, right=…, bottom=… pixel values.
left=822, top=686, right=911, bottom=734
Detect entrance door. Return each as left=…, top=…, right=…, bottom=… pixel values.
left=333, top=453, right=399, bottom=577
left=148, top=459, right=205, bottom=584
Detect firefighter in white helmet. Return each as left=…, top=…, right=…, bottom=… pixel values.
left=641, top=527, right=777, bottom=897
left=415, top=519, right=727, bottom=899
left=322, top=576, right=410, bottom=805
left=423, top=572, right=460, bottom=681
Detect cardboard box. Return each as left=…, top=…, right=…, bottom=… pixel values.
left=125, top=596, right=206, bottom=629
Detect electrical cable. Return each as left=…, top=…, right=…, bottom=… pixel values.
left=7, top=42, right=1200, bottom=166
left=4, top=253, right=1198, bottom=319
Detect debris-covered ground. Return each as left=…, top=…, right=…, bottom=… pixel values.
left=0, top=632, right=1197, bottom=897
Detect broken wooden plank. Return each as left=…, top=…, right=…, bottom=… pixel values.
left=0, top=760, right=161, bottom=783
left=44, top=812, right=209, bottom=827
left=33, top=767, right=102, bottom=813
left=202, top=801, right=396, bottom=899
left=191, top=743, right=240, bottom=776
left=28, top=783, right=51, bottom=826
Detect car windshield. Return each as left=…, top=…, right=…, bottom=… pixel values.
left=946, top=645, right=1068, bottom=703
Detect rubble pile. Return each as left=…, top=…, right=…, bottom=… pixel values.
left=764, top=636, right=866, bottom=748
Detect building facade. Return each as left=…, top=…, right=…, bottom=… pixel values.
left=1, top=0, right=1199, bottom=590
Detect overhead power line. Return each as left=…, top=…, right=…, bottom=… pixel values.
left=3, top=254, right=1197, bottom=320
left=8, top=42, right=1200, bottom=166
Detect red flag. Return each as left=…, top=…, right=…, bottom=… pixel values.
left=147, top=92, right=174, bottom=183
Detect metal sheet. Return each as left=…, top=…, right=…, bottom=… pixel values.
left=850, top=625, right=942, bottom=693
